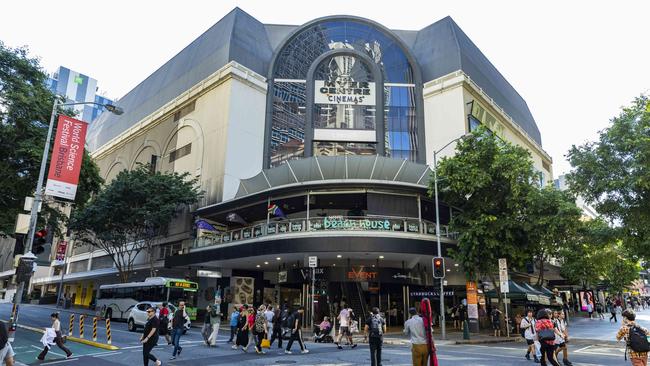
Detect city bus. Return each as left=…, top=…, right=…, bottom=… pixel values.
left=97, top=277, right=199, bottom=321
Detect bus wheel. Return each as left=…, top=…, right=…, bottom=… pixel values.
left=128, top=318, right=136, bottom=332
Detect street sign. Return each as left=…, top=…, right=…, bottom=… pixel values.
left=308, top=256, right=317, bottom=268
left=498, top=258, right=507, bottom=270
left=500, top=280, right=510, bottom=293
left=499, top=269, right=508, bottom=281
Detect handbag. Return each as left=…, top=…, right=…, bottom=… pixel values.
left=538, top=328, right=555, bottom=341
left=261, top=338, right=271, bottom=348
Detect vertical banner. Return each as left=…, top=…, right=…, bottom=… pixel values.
left=54, top=240, right=68, bottom=265
left=45, top=115, right=88, bottom=200
left=466, top=281, right=480, bottom=333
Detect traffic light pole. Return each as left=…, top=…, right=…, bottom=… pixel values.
left=433, top=149, right=446, bottom=340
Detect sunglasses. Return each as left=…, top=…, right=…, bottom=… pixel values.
left=146, top=310, right=154, bottom=313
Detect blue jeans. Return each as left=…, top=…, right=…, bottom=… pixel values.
left=172, top=328, right=183, bottom=356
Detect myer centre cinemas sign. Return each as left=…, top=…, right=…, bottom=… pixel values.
left=315, top=79, right=375, bottom=105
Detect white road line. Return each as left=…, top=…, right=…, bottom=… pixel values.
left=86, top=351, right=122, bottom=357
left=31, top=344, right=66, bottom=357
left=41, top=359, right=79, bottom=365
left=574, top=345, right=593, bottom=353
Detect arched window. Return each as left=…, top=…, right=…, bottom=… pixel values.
left=267, top=19, right=420, bottom=167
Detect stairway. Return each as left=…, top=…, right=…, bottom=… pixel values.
left=342, top=282, right=367, bottom=322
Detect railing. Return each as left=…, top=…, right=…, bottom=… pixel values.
left=194, top=216, right=458, bottom=248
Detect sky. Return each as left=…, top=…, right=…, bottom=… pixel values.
left=1, top=1, right=648, bottom=176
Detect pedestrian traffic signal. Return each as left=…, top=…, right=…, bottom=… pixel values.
left=433, top=257, right=445, bottom=279
left=32, top=229, right=48, bottom=254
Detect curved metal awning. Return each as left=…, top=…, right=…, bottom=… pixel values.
left=235, top=155, right=433, bottom=199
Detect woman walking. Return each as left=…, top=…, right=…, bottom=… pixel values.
left=232, top=306, right=249, bottom=351
left=254, top=305, right=269, bottom=354
left=37, top=313, right=72, bottom=360
left=535, top=309, right=562, bottom=366
left=140, top=307, right=162, bottom=366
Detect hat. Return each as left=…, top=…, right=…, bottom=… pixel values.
left=409, top=307, right=417, bottom=315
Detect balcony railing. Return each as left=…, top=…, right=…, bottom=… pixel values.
left=194, top=216, right=458, bottom=249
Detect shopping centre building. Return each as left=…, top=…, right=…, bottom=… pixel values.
left=31, top=8, right=553, bottom=323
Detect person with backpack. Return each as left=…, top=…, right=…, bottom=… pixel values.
left=520, top=309, right=541, bottom=363
left=616, top=308, right=650, bottom=366
left=285, top=307, right=308, bottom=354
left=254, top=305, right=269, bottom=354
left=491, top=307, right=502, bottom=337
left=158, top=303, right=171, bottom=345
left=535, top=308, right=562, bottom=366
left=364, top=307, right=386, bottom=366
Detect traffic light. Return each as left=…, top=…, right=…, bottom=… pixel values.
left=433, top=257, right=445, bottom=279
left=32, top=229, right=48, bottom=254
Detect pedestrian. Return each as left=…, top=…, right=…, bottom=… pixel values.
left=264, top=305, right=275, bottom=343
left=158, top=303, right=171, bottom=345
left=269, top=307, right=283, bottom=349
left=491, top=307, right=502, bottom=337
left=535, top=308, right=562, bottom=366
left=451, top=305, right=459, bottom=330
left=520, top=309, right=541, bottom=363
left=243, top=307, right=256, bottom=352
left=37, top=313, right=72, bottom=360
left=228, top=306, right=240, bottom=343
left=616, top=308, right=650, bottom=366
left=285, top=306, right=308, bottom=354
left=420, top=298, right=439, bottom=366
left=364, top=307, right=386, bottom=366
left=611, top=300, right=620, bottom=323
left=596, top=302, right=605, bottom=320
left=515, top=313, right=523, bottom=335
left=207, top=302, right=222, bottom=347
left=403, top=307, right=427, bottom=366
left=254, top=305, right=269, bottom=354
left=169, top=301, right=189, bottom=360
left=335, top=306, right=356, bottom=349
left=140, top=307, right=162, bottom=366
left=202, top=305, right=214, bottom=346
left=232, top=305, right=249, bottom=351
left=0, top=322, right=15, bottom=366
left=563, top=302, right=570, bottom=325
left=586, top=302, right=593, bottom=319
left=553, top=310, right=573, bottom=366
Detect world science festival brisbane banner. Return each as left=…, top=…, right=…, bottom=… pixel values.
left=44, top=115, right=88, bottom=200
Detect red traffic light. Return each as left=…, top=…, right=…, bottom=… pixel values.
left=434, top=259, right=442, bottom=267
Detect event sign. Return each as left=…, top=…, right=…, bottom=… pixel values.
left=44, top=116, right=88, bottom=200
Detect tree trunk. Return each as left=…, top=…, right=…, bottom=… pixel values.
left=147, top=241, right=156, bottom=278
left=536, top=254, right=545, bottom=286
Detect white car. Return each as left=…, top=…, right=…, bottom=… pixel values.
left=127, top=302, right=185, bottom=332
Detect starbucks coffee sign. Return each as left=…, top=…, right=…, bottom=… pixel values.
left=314, top=79, right=375, bottom=106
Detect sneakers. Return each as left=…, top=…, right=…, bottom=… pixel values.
left=231, top=345, right=238, bottom=350
left=169, top=356, right=176, bottom=360
left=155, top=361, right=161, bottom=366
left=301, top=349, right=310, bottom=354
left=563, top=360, right=573, bottom=366
left=335, top=342, right=343, bottom=350
left=351, top=344, right=357, bottom=349
left=525, top=353, right=530, bottom=360
left=284, top=350, right=292, bottom=354
left=66, top=354, right=73, bottom=359
left=177, top=347, right=182, bottom=355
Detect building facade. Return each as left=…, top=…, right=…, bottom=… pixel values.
left=47, top=66, right=114, bottom=123
left=33, top=9, right=552, bottom=321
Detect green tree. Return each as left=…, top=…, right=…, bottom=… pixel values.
left=431, top=127, right=538, bottom=298
left=527, top=186, right=583, bottom=285
left=567, top=95, right=650, bottom=257
left=0, top=41, right=102, bottom=237
left=69, top=165, right=202, bottom=282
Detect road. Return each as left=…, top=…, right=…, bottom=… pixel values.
left=3, top=303, right=645, bottom=365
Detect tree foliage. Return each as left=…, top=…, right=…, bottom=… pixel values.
left=567, top=95, right=650, bottom=257
left=0, top=41, right=102, bottom=237
left=69, top=165, right=202, bottom=282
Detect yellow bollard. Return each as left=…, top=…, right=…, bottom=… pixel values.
left=79, top=314, right=85, bottom=339
left=68, top=314, right=75, bottom=336
left=93, top=317, right=98, bottom=341
left=105, top=318, right=112, bottom=345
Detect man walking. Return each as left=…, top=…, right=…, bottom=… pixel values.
left=491, top=307, right=503, bottom=337
left=207, top=301, right=222, bottom=347
left=202, top=305, right=215, bottom=346
left=616, top=309, right=649, bottom=366
left=228, top=306, right=240, bottom=343
left=520, top=309, right=540, bottom=363
left=404, top=307, right=427, bottom=366
left=335, top=306, right=356, bottom=349
left=285, top=307, right=308, bottom=354
left=140, top=307, right=162, bottom=366
left=170, top=301, right=189, bottom=360
left=365, top=307, right=386, bottom=366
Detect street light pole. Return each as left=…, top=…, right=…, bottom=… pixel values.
left=433, top=133, right=472, bottom=340
left=11, top=99, right=123, bottom=325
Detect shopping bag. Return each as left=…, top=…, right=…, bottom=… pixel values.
left=261, top=338, right=271, bottom=348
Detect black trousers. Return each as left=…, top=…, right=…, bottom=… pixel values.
left=610, top=312, right=617, bottom=322
left=255, top=332, right=266, bottom=352
left=369, top=337, right=383, bottom=366
left=270, top=326, right=283, bottom=348
left=142, top=340, right=158, bottom=366
left=285, top=330, right=305, bottom=351
left=540, top=342, right=560, bottom=366
left=229, top=326, right=237, bottom=341
left=38, top=334, right=72, bottom=359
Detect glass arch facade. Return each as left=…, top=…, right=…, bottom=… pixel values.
left=268, top=19, right=420, bottom=167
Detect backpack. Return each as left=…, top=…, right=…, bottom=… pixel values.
left=368, top=314, right=383, bottom=338
left=280, top=310, right=291, bottom=328
left=628, top=325, right=650, bottom=353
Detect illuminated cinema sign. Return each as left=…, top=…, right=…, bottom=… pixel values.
left=315, top=79, right=376, bottom=105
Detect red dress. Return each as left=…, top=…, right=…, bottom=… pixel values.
left=420, top=298, right=439, bottom=366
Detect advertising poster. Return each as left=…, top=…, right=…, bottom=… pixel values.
left=579, top=290, right=595, bottom=312
left=44, top=115, right=88, bottom=200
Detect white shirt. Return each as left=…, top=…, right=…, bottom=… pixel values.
left=52, top=319, right=61, bottom=332
left=339, top=309, right=350, bottom=327
left=520, top=316, right=536, bottom=340
left=264, top=310, right=274, bottom=326
left=0, top=342, right=14, bottom=365
left=403, top=315, right=427, bottom=345
left=554, top=318, right=566, bottom=345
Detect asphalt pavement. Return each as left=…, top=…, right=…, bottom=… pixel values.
left=3, top=302, right=647, bottom=365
